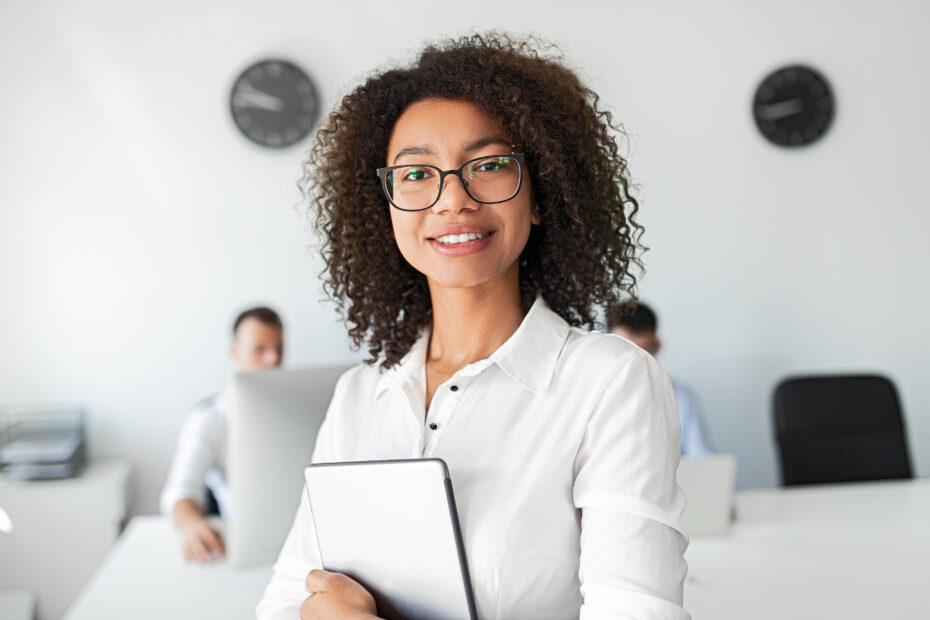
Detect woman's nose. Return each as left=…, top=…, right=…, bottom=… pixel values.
left=431, top=173, right=478, bottom=214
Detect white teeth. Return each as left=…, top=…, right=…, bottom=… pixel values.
left=436, top=232, right=491, bottom=244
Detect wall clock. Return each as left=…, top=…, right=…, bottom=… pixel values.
left=229, top=59, right=320, bottom=148
left=753, top=65, right=834, bottom=147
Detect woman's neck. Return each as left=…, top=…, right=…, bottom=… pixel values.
left=426, top=267, right=525, bottom=371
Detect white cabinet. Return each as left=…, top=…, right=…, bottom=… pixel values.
left=0, top=460, right=131, bottom=620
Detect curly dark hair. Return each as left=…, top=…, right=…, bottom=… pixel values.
left=303, top=32, right=645, bottom=368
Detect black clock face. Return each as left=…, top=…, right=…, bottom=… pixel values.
left=753, top=65, right=834, bottom=147
left=230, top=59, right=319, bottom=148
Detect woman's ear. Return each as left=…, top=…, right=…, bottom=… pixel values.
left=531, top=203, right=541, bottom=225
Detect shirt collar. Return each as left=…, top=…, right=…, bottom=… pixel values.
left=487, top=295, right=570, bottom=394
left=374, top=296, right=570, bottom=398
left=374, top=328, right=430, bottom=400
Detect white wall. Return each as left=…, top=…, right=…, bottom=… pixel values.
left=1, top=0, right=927, bottom=511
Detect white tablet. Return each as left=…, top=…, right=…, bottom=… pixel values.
left=304, top=458, right=477, bottom=620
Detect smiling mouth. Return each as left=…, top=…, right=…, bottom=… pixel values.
left=429, top=231, right=494, bottom=245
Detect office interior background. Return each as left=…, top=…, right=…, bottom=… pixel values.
left=1, top=0, right=928, bottom=515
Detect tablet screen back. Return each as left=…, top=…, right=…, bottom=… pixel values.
left=304, top=458, right=477, bottom=620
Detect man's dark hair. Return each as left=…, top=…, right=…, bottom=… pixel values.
left=232, top=306, right=283, bottom=335
left=606, top=301, right=657, bottom=333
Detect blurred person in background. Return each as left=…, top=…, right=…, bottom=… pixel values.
left=160, top=305, right=284, bottom=562
left=608, top=300, right=713, bottom=458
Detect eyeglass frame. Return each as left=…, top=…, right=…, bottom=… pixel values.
left=375, top=152, right=525, bottom=212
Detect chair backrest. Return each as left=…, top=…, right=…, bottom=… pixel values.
left=204, top=486, right=221, bottom=516
left=773, top=374, right=913, bottom=486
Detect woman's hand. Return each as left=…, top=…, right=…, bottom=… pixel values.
left=300, top=569, right=379, bottom=620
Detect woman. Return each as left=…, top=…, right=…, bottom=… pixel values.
left=258, top=33, right=688, bottom=620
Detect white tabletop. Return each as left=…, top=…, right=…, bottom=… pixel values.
left=67, top=480, right=930, bottom=619
left=684, top=478, right=930, bottom=620
left=64, top=516, right=273, bottom=620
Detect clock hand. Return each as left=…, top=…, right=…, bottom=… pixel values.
left=236, top=82, right=284, bottom=99
left=758, top=99, right=805, bottom=121
left=233, top=91, right=286, bottom=112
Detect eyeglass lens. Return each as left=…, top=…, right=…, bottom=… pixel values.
left=384, top=155, right=521, bottom=211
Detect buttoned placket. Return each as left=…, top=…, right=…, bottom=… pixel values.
left=421, top=374, right=469, bottom=457
left=420, top=354, right=496, bottom=456
left=378, top=309, right=565, bottom=457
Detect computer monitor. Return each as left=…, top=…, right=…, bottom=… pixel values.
left=227, top=365, right=350, bottom=569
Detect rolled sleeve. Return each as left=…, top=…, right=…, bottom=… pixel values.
left=573, top=350, right=690, bottom=619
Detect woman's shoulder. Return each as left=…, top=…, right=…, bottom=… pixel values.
left=557, top=328, right=677, bottom=429
left=562, top=326, right=654, bottom=370
left=333, top=360, right=384, bottom=393
left=551, top=326, right=672, bottom=400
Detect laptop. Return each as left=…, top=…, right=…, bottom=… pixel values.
left=676, top=454, right=737, bottom=536
left=226, top=365, right=350, bottom=568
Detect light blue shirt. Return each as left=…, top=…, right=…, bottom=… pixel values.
left=671, top=379, right=713, bottom=458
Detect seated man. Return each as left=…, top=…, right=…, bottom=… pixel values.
left=160, top=306, right=284, bottom=562
left=607, top=301, right=713, bottom=458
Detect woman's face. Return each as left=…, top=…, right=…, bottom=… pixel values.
left=385, top=98, right=538, bottom=292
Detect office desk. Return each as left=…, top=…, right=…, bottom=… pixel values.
left=69, top=481, right=929, bottom=619
left=0, top=459, right=130, bottom=620
left=65, top=516, right=272, bottom=620
left=684, top=478, right=930, bottom=620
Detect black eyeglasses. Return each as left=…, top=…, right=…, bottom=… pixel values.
left=376, top=153, right=525, bottom=212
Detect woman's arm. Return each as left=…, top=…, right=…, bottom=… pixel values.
left=573, top=348, right=690, bottom=620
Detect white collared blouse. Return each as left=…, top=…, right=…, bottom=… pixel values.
left=257, top=297, right=689, bottom=619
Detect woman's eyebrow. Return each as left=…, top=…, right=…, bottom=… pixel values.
left=392, top=144, right=435, bottom=164
left=391, top=136, right=511, bottom=164
left=464, top=136, right=512, bottom=152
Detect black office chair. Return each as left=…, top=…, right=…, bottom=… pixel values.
left=773, top=374, right=913, bottom=486
left=204, top=486, right=221, bottom=516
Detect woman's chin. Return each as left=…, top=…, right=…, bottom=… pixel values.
left=427, top=275, right=494, bottom=292
left=423, top=268, right=508, bottom=293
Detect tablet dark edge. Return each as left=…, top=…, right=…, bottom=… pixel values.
left=443, top=475, right=479, bottom=620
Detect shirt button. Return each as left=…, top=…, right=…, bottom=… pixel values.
left=429, top=422, right=438, bottom=430
left=450, top=385, right=459, bottom=392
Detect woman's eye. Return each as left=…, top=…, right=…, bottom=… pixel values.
left=403, top=168, right=428, bottom=181
left=477, top=158, right=511, bottom=172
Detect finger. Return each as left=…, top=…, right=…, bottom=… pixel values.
left=305, top=569, right=333, bottom=593
left=184, top=539, right=204, bottom=563
left=189, top=536, right=210, bottom=563
left=204, top=528, right=226, bottom=557
left=299, top=593, right=318, bottom=620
